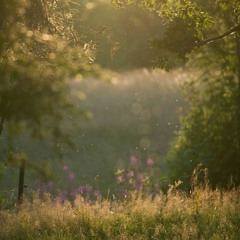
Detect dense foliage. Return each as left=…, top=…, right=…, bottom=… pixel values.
left=76, top=2, right=164, bottom=71
left=0, top=0, right=94, bottom=139
left=166, top=1, right=240, bottom=187
left=0, top=0, right=99, bottom=183
left=112, top=0, right=240, bottom=187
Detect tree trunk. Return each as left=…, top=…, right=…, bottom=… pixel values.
left=236, top=31, right=240, bottom=178
left=0, top=114, right=5, bottom=135
left=18, top=158, right=25, bottom=205
left=237, top=32, right=240, bottom=156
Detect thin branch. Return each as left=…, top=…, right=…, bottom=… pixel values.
left=197, top=23, right=240, bottom=47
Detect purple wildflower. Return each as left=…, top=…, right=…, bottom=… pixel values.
left=68, top=172, right=75, bottom=181
left=146, top=158, right=154, bottom=167
left=137, top=173, right=144, bottom=182
left=93, top=190, right=100, bottom=197
left=63, top=164, right=69, bottom=171
left=85, top=184, right=93, bottom=193
left=130, top=155, right=138, bottom=166
left=76, top=185, right=85, bottom=194
left=127, top=171, right=134, bottom=178
left=135, top=183, right=142, bottom=191
left=69, top=191, right=76, bottom=198
left=117, top=175, right=124, bottom=183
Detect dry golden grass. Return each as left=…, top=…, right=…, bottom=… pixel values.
left=0, top=185, right=239, bottom=240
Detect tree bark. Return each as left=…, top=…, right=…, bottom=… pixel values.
left=18, top=158, right=25, bottom=205
left=0, top=114, right=4, bottom=135
left=237, top=33, right=240, bottom=156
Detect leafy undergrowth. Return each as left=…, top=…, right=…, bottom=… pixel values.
left=0, top=186, right=239, bottom=240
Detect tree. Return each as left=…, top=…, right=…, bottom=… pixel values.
left=75, top=1, right=164, bottom=71
left=112, top=0, right=240, bottom=186
left=0, top=0, right=95, bottom=140
left=0, top=0, right=98, bottom=184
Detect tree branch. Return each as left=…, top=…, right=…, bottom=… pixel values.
left=197, top=23, right=240, bottom=47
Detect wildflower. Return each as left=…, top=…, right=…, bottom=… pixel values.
left=130, top=155, right=137, bottom=166
left=146, top=158, right=154, bottom=166
left=93, top=190, right=100, bottom=197
left=127, top=171, right=134, bottom=178
left=117, top=175, right=124, bottom=183
left=63, top=164, right=69, bottom=171
left=137, top=173, right=144, bottom=182
left=135, top=183, right=142, bottom=191
left=85, top=184, right=93, bottom=193
left=69, top=191, right=76, bottom=198
left=76, top=185, right=84, bottom=194
left=68, top=172, right=75, bottom=181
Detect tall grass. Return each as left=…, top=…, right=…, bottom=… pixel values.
left=1, top=185, right=239, bottom=240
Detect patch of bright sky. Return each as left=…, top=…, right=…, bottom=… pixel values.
left=85, top=0, right=109, bottom=9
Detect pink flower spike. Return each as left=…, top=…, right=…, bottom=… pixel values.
left=135, top=183, right=142, bottom=191
left=76, top=185, right=84, bottom=194
left=117, top=175, right=124, bottom=183
left=127, top=171, right=134, bottom=178
left=68, top=172, right=75, bottom=181
left=117, top=176, right=122, bottom=183
left=130, top=155, right=137, bottom=166
left=70, top=191, right=76, bottom=198
left=93, top=190, right=100, bottom=197
left=137, top=173, right=144, bottom=182
left=146, top=158, right=154, bottom=167
left=85, top=184, right=93, bottom=193
left=63, top=164, right=69, bottom=171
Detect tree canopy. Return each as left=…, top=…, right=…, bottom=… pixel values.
left=112, top=0, right=240, bottom=186
left=1, top=0, right=240, bottom=189
left=0, top=0, right=95, bottom=140
left=75, top=2, right=164, bottom=71
left=112, top=0, right=240, bottom=66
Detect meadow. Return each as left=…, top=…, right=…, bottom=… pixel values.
left=0, top=183, right=239, bottom=240
left=1, top=1, right=240, bottom=239
left=1, top=70, right=239, bottom=239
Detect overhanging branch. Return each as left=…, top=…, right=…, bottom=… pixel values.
left=197, top=23, right=240, bottom=47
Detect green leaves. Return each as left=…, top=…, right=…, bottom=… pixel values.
left=167, top=38, right=240, bottom=186
left=111, top=0, right=240, bottom=70
left=154, top=17, right=200, bottom=56
left=151, top=0, right=214, bottom=68
left=111, top=0, right=240, bottom=186
left=0, top=1, right=95, bottom=140
left=111, top=0, right=132, bottom=8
